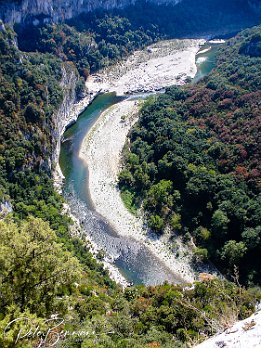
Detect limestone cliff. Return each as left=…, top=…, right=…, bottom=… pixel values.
left=51, top=61, right=99, bottom=191
left=0, top=0, right=180, bottom=25
left=52, top=62, right=78, bottom=166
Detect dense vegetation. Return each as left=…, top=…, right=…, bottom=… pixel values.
left=16, top=15, right=160, bottom=79
left=1, top=216, right=260, bottom=347
left=120, top=26, right=261, bottom=285
left=0, top=22, right=118, bottom=285
left=15, top=0, right=261, bottom=80
left=0, top=27, right=67, bottom=226
left=1, top=7, right=168, bottom=225
left=0, top=3, right=260, bottom=347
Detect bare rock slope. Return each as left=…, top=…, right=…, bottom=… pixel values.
left=195, top=309, right=261, bottom=348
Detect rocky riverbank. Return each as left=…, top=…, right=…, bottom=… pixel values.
left=52, top=67, right=129, bottom=286
left=79, top=99, right=196, bottom=283
left=86, top=39, right=205, bottom=95
left=55, top=38, right=205, bottom=286
left=54, top=39, right=205, bottom=195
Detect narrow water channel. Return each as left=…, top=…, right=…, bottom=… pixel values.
left=59, top=43, right=221, bottom=285
left=194, top=42, right=221, bottom=82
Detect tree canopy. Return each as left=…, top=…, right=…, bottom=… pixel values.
left=120, top=26, right=261, bottom=285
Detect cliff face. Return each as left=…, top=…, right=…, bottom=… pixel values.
left=52, top=62, right=78, bottom=165
left=51, top=61, right=100, bottom=191
left=0, top=0, right=180, bottom=25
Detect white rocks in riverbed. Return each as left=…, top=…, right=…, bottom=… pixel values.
left=54, top=38, right=206, bottom=287
left=80, top=99, right=196, bottom=284
left=78, top=39, right=210, bottom=284
left=86, top=39, right=205, bottom=96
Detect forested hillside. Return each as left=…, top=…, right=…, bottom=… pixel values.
left=16, top=16, right=160, bottom=79
left=120, top=26, right=261, bottom=285
left=14, top=0, right=261, bottom=79
left=0, top=27, right=67, bottom=226
left=0, top=3, right=260, bottom=347
left=1, top=8, right=167, bottom=228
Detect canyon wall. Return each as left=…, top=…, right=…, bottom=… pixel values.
left=0, top=0, right=180, bottom=25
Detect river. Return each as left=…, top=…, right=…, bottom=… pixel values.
left=59, top=42, right=221, bottom=286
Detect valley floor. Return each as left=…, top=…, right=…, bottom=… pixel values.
left=86, top=38, right=205, bottom=95
left=78, top=39, right=207, bottom=283
left=52, top=38, right=220, bottom=285
left=79, top=99, right=196, bottom=283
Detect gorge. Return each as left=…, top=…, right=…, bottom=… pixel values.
left=0, top=1, right=260, bottom=347
left=59, top=39, right=221, bottom=286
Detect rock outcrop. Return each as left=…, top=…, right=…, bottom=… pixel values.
left=195, top=308, right=261, bottom=348
left=52, top=62, right=78, bottom=165
left=0, top=201, right=13, bottom=219
left=0, top=0, right=180, bottom=25
left=51, top=61, right=99, bottom=191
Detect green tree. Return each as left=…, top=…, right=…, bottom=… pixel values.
left=170, top=213, right=182, bottom=231
left=242, top=227, right=261, bottom=249
left=148, top=215, right=164, bottom=233
left=0, top=305, right=45, bottom=348
left=145, top=180, right=173, bottom=212
left=194, top=247, right=208, bottom=262
left=118, top=169, right=134, bottom=187
left=221, top=240, right=247, bottom=268
left=0, top=217, right=81, bottom=316
left=196, top=226, right=211, bottom=242
left=211, top=210, right=230, bottom=235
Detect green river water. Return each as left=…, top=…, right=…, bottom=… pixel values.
left=59, top=42, right=221, bottom=285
